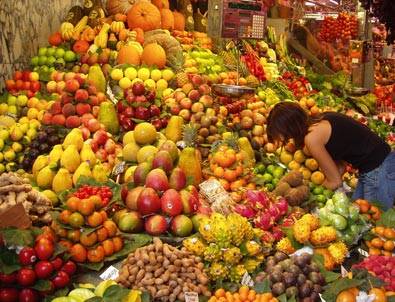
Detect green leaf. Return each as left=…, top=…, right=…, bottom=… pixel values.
left=377, top=208, right=395, bottom=228
left=277, top=294, right=287, bottom=302
left=312, top=254, right=340, bottom=283
left=31, top=279, right=52, bottom=291
left=53, top=243, right=68, bottom=258
left=254, top=279, right=271, bottom=293
left=0, top=247, right=21, bottom=274
left=103, top=285, right=129, bottom=302
left=388, top=296, right=395, bottom=302
left=86, top=297, right=104, bottom=302
left=0, top=227, right=34, bottom=247
left=321, top=278, right=364, bottom=301
left=79, top=261, right=104, bottom=271
left=287, top=295, right=297, bottom=302
left=141, top=291, right=151, bottom=302
left=105, top=234, right=152, bottom=262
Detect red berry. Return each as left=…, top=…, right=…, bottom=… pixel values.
left=60, top=260, right=77, bottom=276
left=52, top=271, right=70, bottom=288
left=17, top=268, right=36, bottom=287
left=18, top=247, right=37, bottom=265
left=34, top=260, right=54, bottom=279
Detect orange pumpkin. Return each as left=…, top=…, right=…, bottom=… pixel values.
left=173, top=11, right=185, bottom=31
left=117, top=45, right=141, bottom=65
left=127, top=2, right=161, bottom=32
left=118, top=28, right=130, bottom=41
left=141, top=43, right=166, bottom=69
left=114, top=13, right=127, bottom=22
left=133, top=27, right=145, bottom=44
left=73, top=40, right=90, bottom=54
left=81, top=27, right=96, bottom=42
left=160, top=9, right=174, bottom=30
left=107, top=0, right=135, bottom=15
left=152, top=0, right=169, bottom=9
left=48, top=32, right=63, bottom=46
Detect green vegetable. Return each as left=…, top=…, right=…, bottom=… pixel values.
left=330, top=214, right=347, bottom=230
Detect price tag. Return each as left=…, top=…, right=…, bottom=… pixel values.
left=241, top=272, right=254, bottom=287
left=341, top=265, right=348, bottom=277
left=100, top=265, right=119, bottom=280
left=184, top=292, right=199, bottom=302
left=112, top=161, right=126, bottom=177
left=352, top=58, right=359, bottom=64
left=358, top=248, right=369, bottom=257
left=306, top=83, right=313, bottom=92
left=106, top=84, right=118, bottom=104
left=319, top=293, right=326, bottom=302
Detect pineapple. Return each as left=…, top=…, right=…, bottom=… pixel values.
left=175, top=71, right=190, bottom=87
left=315, top=248, right=336, bottom=271
left=293, top=220, right=311, bottom=244
left=182, top=124, right=198, bottom=148
left=223, top=247, right=242, bottom=265
left=276, top=237, right=295, bottom=255
left=207, top=262, right=228, bottom=281
left=203, top=244, right=222, bottom=262
left=310, top=226, right=337, bottom=246
left=199, top=217, right=215, bottom=243
left=328, top=241, right=348, bottom=264
left=183, top=237, right=206, bottom=256
left=229, top=264, right=247, bottom=282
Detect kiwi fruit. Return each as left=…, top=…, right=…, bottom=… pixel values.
left=309, top=262, right=320, bottom=272
left=280, top=259, right=292, bottom=269
left=270, top=271, right=283, bottom=283
left=313, top=284, right=322, bottom=294
left=283, top=272, right=296, bottom=287
left=299, top=283, right=312, bottom=298
left=308, top=272, right=321, bottom=284
left=286, top=286, right=298, bottom=298
left=287, top=264, right=301, bottom=275
left=274, top=251, right=288, bottom=262
left=272, top=282, right=285, bottom=296
left=297, top=273, right=307, bottom=286
left=310, top=292, right=319, bottom=302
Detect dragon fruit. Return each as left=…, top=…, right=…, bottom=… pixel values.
left=271, top=226, right=284, bottom=241
left=275, top=198, right=289, bottom=215
left=234, top=204, right=257, bottom=218
left=254, top=212, right=273, bottom=230
left=245, top=190, right=270, bottom=210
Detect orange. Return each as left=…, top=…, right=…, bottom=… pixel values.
left=366, top=240, right=373, bottom=248
left=348, top=288, right=359, bottom=297
left=258, top=293, right=273, bottom=302
left=96, top=227, right=109, bottom=242
left=355, top=199, right=369, bottom=213
left=374, top=226, right=385, bottom=237
left=89, top=195, right=103, bottom=210
left=59, top=210, right=72, bottom=224
left=78, top=198, right=95, bottom=216
left=247, top=290, right=256, bottom=301
left=87, top=246, right=105, bottom=263
left=87, top=212, right=103, bottom=227
left=371, top=238, right=384, bottom=249
left=69, top=212, right=85, bottom=228
left=66, top=197, right=80, bottom=212
left=382, top=251, right=392, bottom=256
left=370, top=206, right=381, bottom=220
left=59, top=240, right=73, bottom=251
left=70, top=243, right=87, bottom=263
left=67, top=229, right=81, bottom=243
left=80, top=232, right=98, bottom=247
left=238, top=286, right=249, bottom=296
left=369, top=248, right=382, bottom=256
left=369, top=288, right=387, bottom=302
left=103, top=220, right=118, bottom=237
left=215, top=289, right=226, bottom=298
left=383, top=240, right=394, bottom=251
left=99, top=210, right=108, bottom=221
left=213, top=166, right=225, bottom=178
left=218, top=297, right=227, bottom=302
left=336, top=290, right=356, bottom=302
left=208, top=297, right=217, bottom=302
left=223, top=169, right=237, bottom=182
left=384, top=228, right=395, bottom=240
left=112, top=236, right=123, bottom=252
left=269, top=298, right=278, bottom=302
left=102, top=239, right=115, bottom=257
left=225, top=292, right=234, bottom=302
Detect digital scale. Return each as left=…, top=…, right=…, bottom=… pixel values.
left=208, top=0, right=267, bottom=40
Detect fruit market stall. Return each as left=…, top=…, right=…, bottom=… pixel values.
left=0, top=0, right=395, bottom=301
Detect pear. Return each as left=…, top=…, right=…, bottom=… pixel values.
left=52, top=168, right=73, bottom=193
left=122, top=142, right=140, bottom=162
left=60, top=145, right=80, bottom=173
left=73, top=162, right=92, bottom=185
left=32, top=155, right=49, bottom=178
left=62, top=128, right=84, bottom=151
left=92, top=163, right=108, bottom=182
left=36, top=165, right=56, bottom=189
left=80, top=143, right=97, bottom=167
left=49, top=144, right=63, bottom=164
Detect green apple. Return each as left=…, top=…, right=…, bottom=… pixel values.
left=64, top=50, right=77, bottom=62
left=7, top=95, right=17, bottom=106
left=31, top=56, right=39, bottom=66
left=47, top=47, right=56, bottom=56
left=47, top=56, right=56, bottom=66
left=55, top=48, right=65, bottom=58
left=38, top=55, right=47, bottom=66
left=55, top=58, right=65, bottom=67
left=38, top=47, right=47, bottom=56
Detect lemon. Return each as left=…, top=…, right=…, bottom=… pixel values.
left=119, top=77, right=132, bottom=89
left=156, top=79, right=168, bottom=91
left=150, top=69, right=162, bottom=81
left=144, top=79, right=156, bottom=91
left=4, top=149, right=15, bottom=162
left=0, top=103, right=8, bottom=114
left=137, top=67, right=150, bottom=81
left=19, top=117, right=30, bottom=124
left=161, top=69, right=174, bottom=81
left=27, top=108, right=39, bottom=120
left=162, top=88, right=173, bottom=97
left=12, top=142, right=23, bottom=153
left=110, top=68, right=124, bottom=81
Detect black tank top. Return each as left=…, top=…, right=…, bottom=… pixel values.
left=322, top=112, right=391, bottom=173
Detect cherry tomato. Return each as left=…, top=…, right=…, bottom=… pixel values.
left=0, top=288, right=19, bottom=302
left=18, top=288, right=38, bottom=302
left=60, top=260, right=77, bottom=276
left=18, top=247, right=37, bottom=265
left=52, top=271, right=70, bottom=288
left=0, top=272, right=17, bottom=284
left=50, top=257, right=63, bottom=271
left=17, top=268, right=36, bottom=287
left=34, top=260, right=54, bottom=279
left=34, top=238, right=54, bottom=261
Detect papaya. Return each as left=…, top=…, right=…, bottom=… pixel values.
left=98, top=102, right=120, bottom=134
left=165, top=116, right=184, bottom=142
left=178, top=147, right=202, bottom=186
left=87, top=65, right=106, bottom=93
left=238, top=137, right=255, bottom=164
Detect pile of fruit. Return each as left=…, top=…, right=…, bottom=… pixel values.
left=208, top=286, right=279, bottom=302
left=318, top=13, right=358, bottom=43
left=366, top=225, right=395, bottom=256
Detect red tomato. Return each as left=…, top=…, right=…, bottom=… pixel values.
left=50, top=257, right=63, bottom=270
left=0, top=272, right=17, bottom=284
left=14, top=71, right=23, bottom=81
left=0, top=288, right=19, bottom=302
left=60, top=260, right=77, bottom=276
left=52, top=271, right=70, bottom=288
left=34, top=238, right=54, bottom=260
left=34, top=260, right=54, bottom=279
left=18, top=247, right=37, bottom=266
left=18, top=289, right=38, bottom=302
left=17, top=268, right=36, bottom=287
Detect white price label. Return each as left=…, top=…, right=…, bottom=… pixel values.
left=100, top=265, right=119, bottom=280
left=184, top=292, right=199, bottom=302
left=319, top=293, right=327, bottom=302
left=241, top=272, right=254, bottom=287
left=341, top=265, right=348, bottom=277
left=358, top=248, right=369, bottom=257
left=352, top=58, right=359, bottom=64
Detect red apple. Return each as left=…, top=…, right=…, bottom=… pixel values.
left=104, top=139, right=116, bottom=154
left=93, top=129, right=108, bottom=145
left=149, top=105, right=161, bottom=117
left=134, top=107, right=150, bottom=120
left=75, top=89, right=89, bottom=102
left=132, top=82, right=145, bottom=96
left=145, top=169, right=169, bottom=192
left=125, top=186, right=144, bottom=210
left=161, top=189, right=183, bottom=216
left=137, top=188, right=161, bottom=215
left=65, top=79, right=79, bottom=93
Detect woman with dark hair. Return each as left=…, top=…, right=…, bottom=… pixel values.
left=266, top=102, right=395, bottom=209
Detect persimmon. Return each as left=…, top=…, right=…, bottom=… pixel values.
left=374, top=226, right=385, bottom=237
left=215, top=288, right=225, bottom=298
left=383, top=240, right=394, bottom=251
left=89, top=195, right=103, bottom=210
left=87, top=212, right=103, bottom=227
left=371, top=238, right=384, bottom=249
left=336, top=290, right=356, bottom=302
left=96, top=227, right=109, bottom=242
left=213, top=166, right=225, bottom=178
left=384, top=228, right=395, bottom=240
left=66, top=197, right=80, bottom=212
left=247, top=290, right=256, bottom=301
left=369, top=248, right=382, bottom=256
left=59, top=210, right=72, bottom=224
left=369, top=288, right=387, bottom=302
left=80, top=232, right=98, bottom=247
left=112, top=237, right=123, bottom=252
left=99, top=210, right=108, bottom=221
left=70, top=244, right=87, bottom=263
left=102, top=239, right=114, bottom=256
left=103, top=221, right=118, bottom=237
left=67, top=230, right=81, bottom=243
left=87, top=246, right=105, bottom=263
left=370, top=206, right=381, bottom=220
left=355, top=199, right=369, bottom=213
left=223, top=169, right=237, bottom=182
left=59, top=240, right=73, bottom=251
left=78, top=199, right=95, bottom=216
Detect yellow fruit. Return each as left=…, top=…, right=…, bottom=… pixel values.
left=92, top=163, right=109, bottom=182
left=124, top=166, right=137, bottom=182
left=136, top=145, right=158, bottom=163
left=311, top=171, right=325, bottom=185
left=144, top=79, right=156, bottom=91
left=288, top=160, right=301, bottom=170
left=52, top=168, right=73, bottom=193
left=300, top=167, right=312, bottom=180
left=119, top=77, right=132, bottom=89
left=32, top=155, right=49, bottom=178
left=133, top=122, right=157, bottom=145
left=150, top=69, right=162, bottom=81
left=63, top=128, right=84, bottom=151
left=42, top=190, right=59, bottom=206
left=123, top=142, right=140, bottom=162
left=36, top=165, right=56, bottom=189
left=110, top=68, right=123, bottom=81
left=80, top=144, right=97, bottom=167
left=49, top=145, right=63, bottom=164
left=305, top=158, right=319, bottom=171
left=137, top=68, right=150, bottom=81
left=122, top=131, right=135, bottom=145
left=124, top=67, right=137, bottom=80
left=280, top=151, right=293, bottom=165
left=73, top=162, right=92, bottom=185
left=156, top=79, right=168, bottom=90
left=293, top=150, right=306, bottom=164
left=161, top=69, right=174, bottom=81
left=61, top=145, right=81, bottom=173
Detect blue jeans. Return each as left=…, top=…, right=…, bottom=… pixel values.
left=352, top=151, right=395, bottom=210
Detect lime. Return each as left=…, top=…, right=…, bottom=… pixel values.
left=38, top=47, right=47, bottom=56
left=265, top=183, right=274, bottom=191
left=313, top=186, right=324, bottom=195
left=11, top=142, right=22, bottom=153
left=272, top=178, right=280, bottom=186
left=323, top=189, right=333, bottom=198
left=55, top=48, right=65, bottom=58
left=38, top=55, right=47, bottom=66
left=266, top=164, right=275, bottom=174
left=46, top=47, right=56, bottom=56
left=255, top=164, right=266, bottom=174
left=272, top=166, right=285, bottom=178
left=0, top=163, right=5, bottom=173
left=47, top=56, right=56, bottom=66
left=55, top=58, right=65, bottom=67
left=31, top=56, right=39, bottom=66
left=316, top=194, right=326, bottom=203
left=262, top=173, right=273, bottom=183
left=64, top=50, right=76, bottom=62
left=0, top=139, right=4, bottom=151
